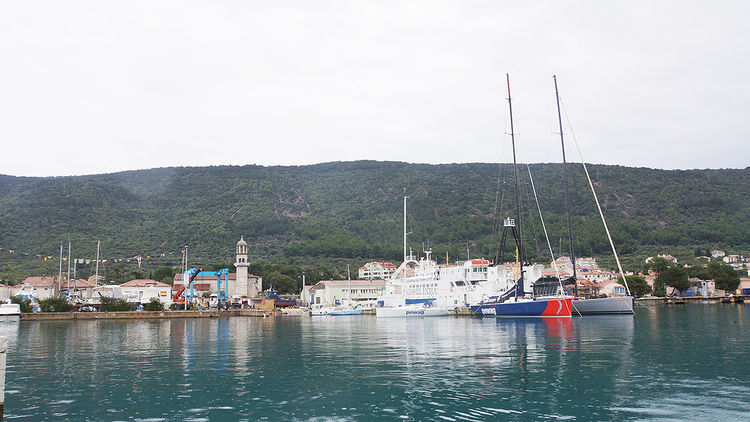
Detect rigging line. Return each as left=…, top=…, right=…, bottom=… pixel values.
left=526, top=164, right=563, bottom=293
left=559, top=97, right=632, bottom=300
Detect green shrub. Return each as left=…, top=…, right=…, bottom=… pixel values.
left=143, top=297, right=164, bottom=312
left=99, top=297, right=136, bottom=312
left=10, top=296, right=34, bottom=313
left=39, top=296, right=73, bottom=312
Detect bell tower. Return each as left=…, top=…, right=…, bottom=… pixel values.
left=234, top=236, right=250, bottom=297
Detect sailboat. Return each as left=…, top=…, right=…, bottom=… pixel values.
left=552, top=75, right=634, bottom=315
left=469, top=74, right=573, bottom=318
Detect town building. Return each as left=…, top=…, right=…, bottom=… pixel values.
left=550, top=256, right=604, bottom=276
left=309, top=279, right=387, bottom=305
left=723, top=255, right=740, bottom=264
left=300, top=285, right=313, bottom=306
left=576, top=257, right=599, bottom=269
left=712, top=250, right=726, bottom=259
left=13, top=276, right=59, bottom=300
left=596, top=279, right=627, bottom=296
left=578, top=270, right=619, bottom=283
left=550, top=256, right=574, bottom=275
left=358, top=261, right=397, bottom=280
left=120, top=279, right=172, bottom=304
left=0, top=284, right=11, bottom=300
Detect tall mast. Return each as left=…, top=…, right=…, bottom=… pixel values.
left=554, top=75, right=578, bottom=296
left=58, top=243, right=63, bottom=295
left=403, top=196, right=408, bottom=263
left=66, top=239, right=71, bottom=293
left=94, top=240, right=100, bottom=287
left=347, top=264, right=351, bottom=305
left=507, top=74, right=524, bottom=297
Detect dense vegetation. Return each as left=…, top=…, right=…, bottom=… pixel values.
left=1, top=161, right=748, bottom=287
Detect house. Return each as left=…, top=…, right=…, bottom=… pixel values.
left=121, top=279, right=172, bottom=304
left=597, top=279, right=627, bottom=296
left=576, top=257, right=600, bottom=269
left=579, top=271, right=618, bottom=283
left=12, top=276, right=59, bottom=300
left=358, top=261, right=398, bottom=280
left=684, top=279, right=715, bottom=297
left=646, top=254, right=678, bottom=264
left=712, top=250, right=726, bottom=259
left=723, top=255, right=740, bottom=264
left=309, top=279, right=387, bottom=306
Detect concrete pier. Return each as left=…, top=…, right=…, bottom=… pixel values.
left=20, top=309, right=273, bottom=321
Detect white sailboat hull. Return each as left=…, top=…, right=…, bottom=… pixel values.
left=572, top=296, right=634, bottom=315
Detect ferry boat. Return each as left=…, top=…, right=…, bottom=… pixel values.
left=376, top=248, right=539, bottom=315
left=375, top=303, right=449, bottom=318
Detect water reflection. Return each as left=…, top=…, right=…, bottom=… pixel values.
left=3, top=307, right=749, bottom=421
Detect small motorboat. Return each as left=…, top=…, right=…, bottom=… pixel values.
left=0, top=303, right=21, bottom=317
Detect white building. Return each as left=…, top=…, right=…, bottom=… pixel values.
left=13, top=276, right=59, bottom=300
left=579, top=271, right=619, bottom=283
left=358, top=261, right=397, bottom=280
left=300, top=285, right=313, bottom=306
left=597, top=279, right=627, bottom=296
left=712, top=250, right=726, bottom=259
left=120, top=279, right=172, bottom=304
left=309, top=279, right=387, bottom=305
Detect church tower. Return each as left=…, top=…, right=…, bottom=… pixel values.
left=234, top=236, right=251, bottom=297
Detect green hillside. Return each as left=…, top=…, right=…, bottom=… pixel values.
left=1, top=161, right=748, bottom=283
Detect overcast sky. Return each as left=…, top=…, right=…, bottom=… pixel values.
left=1, top=1, right=748, bottom=177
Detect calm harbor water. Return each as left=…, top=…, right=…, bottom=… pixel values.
left=3, top=303, right=749, bottom=421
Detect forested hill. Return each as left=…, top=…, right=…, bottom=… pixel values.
left=1, top=161, right=749, bottom=280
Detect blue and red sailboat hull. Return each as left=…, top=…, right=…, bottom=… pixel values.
left=470, top=298, right=572, bottom=318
